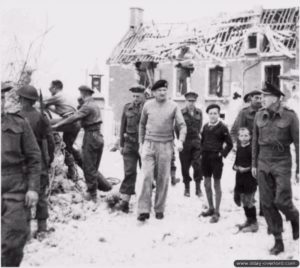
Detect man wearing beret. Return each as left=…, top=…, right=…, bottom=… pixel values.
left=137, top=79, right=187, bottom=221
left=252, top=82, right=299, bottom=255
left=230, top=90, right=262, bottom=144
left=117, top=85, right=145, bottom=213
left=53, top=85, right=111, bottom=205
left=176, top=91, right=203, bottom=197
left=1, top=82, right=41, bottom=266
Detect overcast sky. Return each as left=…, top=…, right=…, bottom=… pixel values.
left=1, top=0, right=299, bottom=101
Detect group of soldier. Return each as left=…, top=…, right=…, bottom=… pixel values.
left=1, top=80, right=111, bottom=266
left=1, top=74, right=299, bottom=266
left=116, top=79, right=299, bottom=256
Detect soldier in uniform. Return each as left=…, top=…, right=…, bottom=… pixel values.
left=230, top=90, right=262, bottom=143
left=117, top=85, right=145, bottom=213
left=52, top=85, right=111, bottom=204
left=1, top=82, right=41, bottom=266
left=43, top=80, right=81, bottom=180
left=176, top=92, right=203, bottom=197
left=17, top=85, right=55, bottom=237
left=252, top=82, right=299, bottom=255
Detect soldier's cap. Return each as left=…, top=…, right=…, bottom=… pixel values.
left=151, top=79, right=168, bottom=91
left=206, top=103, right=221, bottom=113
left=243, top=90, right=262, bottom=103
left=184, top=91, right=198, bottom=100
left=78, top=85, right=94, bottom=94
left=129, top=85, right=145, bottom=93
left=17, top=85, right=39, bottom=101
left=1, top=81, right=13, bottom=93
left=262, top=82, right=285, bottom=97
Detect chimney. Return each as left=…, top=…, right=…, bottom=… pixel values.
left=129, top=7, right=144, bottom=30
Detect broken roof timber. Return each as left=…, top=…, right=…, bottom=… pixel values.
left=107, top=7, right=299, bottom=65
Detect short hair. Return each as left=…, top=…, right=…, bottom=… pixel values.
left=238, top=127, right=251, bottom=135
left=51, top=80, right=63, bottom=90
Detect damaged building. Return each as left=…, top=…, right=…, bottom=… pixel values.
left=107, top=6, right=299, bottom=126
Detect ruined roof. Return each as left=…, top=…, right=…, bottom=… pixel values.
left=107, top=7, right=299, bottom=64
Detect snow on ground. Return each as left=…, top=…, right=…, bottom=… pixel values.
left=22, top=149, right=299, bottom=268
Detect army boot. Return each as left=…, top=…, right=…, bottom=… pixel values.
left=291, top=217, right=299, bottom=240
left=115, top=200, right=129, bottom=213
left=184, top=182, right=190, bottom=197
left=67, top=165, right=78, bottom=181
left=269, top=238, right=284, bottom=255
left=171, top=176, right=180, bottom=186
left=137, top=213, right=150, bottom=222
left=195, top=182, right=202, bottom=197
left=37, top=219, right=47, bottom=232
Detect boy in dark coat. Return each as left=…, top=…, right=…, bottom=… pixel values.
left=200, top=104, right=233, bottom=223
left=233, top=127, right=258, bottom=232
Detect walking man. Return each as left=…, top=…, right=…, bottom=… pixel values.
left=177, top=91, right=203, bottom=197
left=137, top=79, right=186, bottom=221
left=117, top=85, right=145, bottom=213
left=1, top=82, right=41, bottom=266
left=43, top=80, right=81, bottom=180
left=17, top=85, right=55, bottom=237
left=252, top=82, right=299, bottom=255
left=52, top=85, right=111, bottom=204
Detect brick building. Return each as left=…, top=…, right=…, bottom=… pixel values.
left=107, top=7, right=299, bottom=127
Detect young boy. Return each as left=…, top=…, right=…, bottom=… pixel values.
left=200, top=104, right=233, bottom=223
left=233, top=127, right=258, bottom=232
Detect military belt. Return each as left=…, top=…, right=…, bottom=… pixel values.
left=84, top=123, right=101, bottom=132
left=2, top=192, right=25, bottom=201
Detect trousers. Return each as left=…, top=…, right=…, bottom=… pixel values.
left=138, top=140, right=173, bottom=214
left=1, top=199, right=30, bottom=267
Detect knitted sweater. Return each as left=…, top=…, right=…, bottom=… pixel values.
left=139, top=99, right=186, bottom=143
left=201, top=121, right=233, bottom=157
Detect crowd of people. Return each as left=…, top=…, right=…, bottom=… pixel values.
left=1, top=76, right=299, bottom=266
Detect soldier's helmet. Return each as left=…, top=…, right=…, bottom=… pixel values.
left=17, top=85, right=39, bottom=101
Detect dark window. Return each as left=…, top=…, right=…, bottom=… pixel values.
left=248, top=34, right=257, bottom=49
left=264, top=65, right=281, bottom=89
left=209, top=66, right=223, bottom=97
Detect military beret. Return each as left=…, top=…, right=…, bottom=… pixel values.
left=206, top=103, right=221, bottom=113
left=78, top=85, right=94, bottom=94
left=129, top=85, right=145, bottom=93
left=184, top=91, right=198, bottom=100
left=151, top=79, right=168, bottom=91
left=1, top=81, right=13, bottom=93
left=262, top=82, right=285, bottom=97
left=243, top=90, right=262, bottom=103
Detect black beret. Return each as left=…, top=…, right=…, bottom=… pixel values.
left=262, top=82, right=284, bottom=97
left=151, top=79, right=168, bottom=91
left=129, top=85, right=145, bottom=93
left=78, top=85, right=94, bottom=93
left=243, top=90, right=262, bottom=103
left=184, top=91, right=198, bottom=100
left=1, top=82, right=13, bottom=93
left=206, top=103, right=221, bottom=113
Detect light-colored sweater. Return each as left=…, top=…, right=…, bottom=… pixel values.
left=139, top=99, right=186, bottom=143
